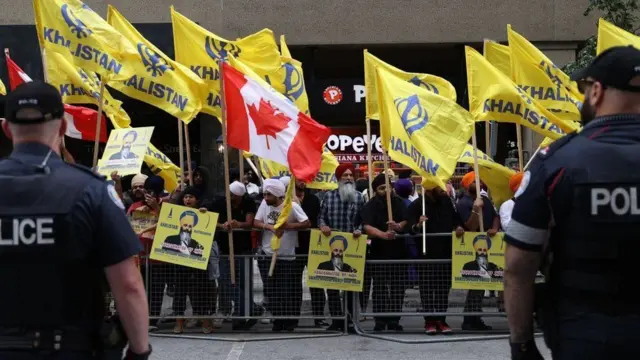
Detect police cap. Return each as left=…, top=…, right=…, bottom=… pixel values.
left=5, top=81, right=65, bottom=124
left=571, top=46, right=640, bottom=93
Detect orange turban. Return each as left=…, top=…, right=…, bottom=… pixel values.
left=509, top=172, right=524, bottom=192
left=460, top=171, right=475, bottom=189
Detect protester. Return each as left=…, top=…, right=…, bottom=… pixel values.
left=318, top=163, right=365, bottom=332
left=253, top=178, right=310, bottom=332
left=456, top=171, right=500, bottom=331
left=362, top=173, right=408, bottom=332
left=499, top=172, right=524, bottom=231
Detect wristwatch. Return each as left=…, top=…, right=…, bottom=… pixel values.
left=125, top=344, right=152, bottom=360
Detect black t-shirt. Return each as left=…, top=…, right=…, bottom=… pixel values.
left=209, top=195, right=257, bottom=255
left=297, top=190, right=321, bottom=254
left=361, top=195, right=408, bottom=260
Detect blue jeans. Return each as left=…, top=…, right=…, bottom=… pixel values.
left=218, top=256, right=253, bottom=317
left=551, top=312, right=640, bottom=359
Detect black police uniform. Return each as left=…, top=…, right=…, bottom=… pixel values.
left=0, top=82, right=143, bottom=359
left=505, top=47, right=640, bottom=359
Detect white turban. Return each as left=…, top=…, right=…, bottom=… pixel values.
left=263, top=178, right=286, bottom=198
left=279, top=176, right=291, bottom=188
left=131, top=174, right=148, bottom=187
left=229, top=181, right=247, bottom=197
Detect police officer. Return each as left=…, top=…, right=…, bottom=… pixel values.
left=0, top=81, right=152, bottom=359
left=504, top=46, right=640, bottom=360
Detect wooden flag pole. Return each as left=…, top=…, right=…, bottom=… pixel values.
left=485, top=123, right=491, bottom=159
left=366, top=119, right=374, bottom=197
left=245, top=157, right=263, bottom=185
left=524, top=144, right=541, bottom=171
left=219, top=60, right=236, bottom=284
left=92, top=80, right=106, bottom=169
left=515, top=124, right=524, bottom=171
left=184, top=121, right=193, bottom=185
left=471, top=127, right=485, bottom=232
left=178, top=118, right=185, bottom=188
left=421, top=187, right=426, bottom=255
left=239, top=151, right=245, bottom=181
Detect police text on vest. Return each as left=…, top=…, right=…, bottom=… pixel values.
left=0, top=218, right=55, bottom=245
left=591, top=187, right=640, bottom=216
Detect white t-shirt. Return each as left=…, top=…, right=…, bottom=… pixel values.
left=255, top=200, right=308, bottom=259
left=499, top=199, right=515, bottom=231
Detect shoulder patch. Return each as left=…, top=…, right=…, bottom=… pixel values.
left=69, top=163, right=107, bottom=181
left=537, top=132, right=578, bottom=160
left=514, top=171, right=531, bottom=199
left=107, top=184, right=125, bottom=210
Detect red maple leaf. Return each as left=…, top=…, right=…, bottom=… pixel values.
left=247, top=98, right=291, bottom=149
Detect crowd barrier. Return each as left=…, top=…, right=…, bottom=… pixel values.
left=130, top=231, right=516, bottom=343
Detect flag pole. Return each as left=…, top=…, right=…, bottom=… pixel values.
left=524, top=144, right=541, bottom=171
left=485, top=123, right=491, bottom=159
left=178, top=118, right=185, bottom=188
left=239, top=151, right=245, bottom=182
left=471, top=126, right=485, bottom=233
left=382, top=150, right=393, bottom=223
left=366, top=119, right=374, bottom=197
left=245, top=157, right=264, bottom=185
left=421, top=187, right=426, bottom=255
left=92, top=80, right=106, bottom=169
left=515, top=124, right=524, bottom=171
left=219, top=60, right=236, bottom=285
left=184, top=121, right=193, bottom=185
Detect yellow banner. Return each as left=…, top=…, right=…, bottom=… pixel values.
left=376, top=65, right=474, bottom=190
left=171, top=7, right=282, bottom=118
left=364, top=50, right=456, bottom=120
left=483, top=40, right=510, bottom=76
left=97, top=126, right=154, bottom=176
left=307, top=230, right=367, bottom=292
left=465, top=46, right=579, bottom=140
left=458, top=145, right=515, bottom=208
left=129, top=210, right=157, bottom=239
left=150, top=204, right=219, bottom=270
left=452, top=232, right=505, bottom=291
left=259, top=148, right=339, bottom=190
left=277, top=35, right=310, bottom=115
left=0, top=79, right=6, bottom=95
left=508, top=26, right=583, bottom=120
left=45, top=48, right=131, bottom=128
left=597, top=18, right=640, bottom=54
left=33, top=0, right=138, bottom=80
left=145, top=143, right=181, bottom=193
left=270, top=174, right=296, bottom=251
left=107, top=6, right=207, bottom=123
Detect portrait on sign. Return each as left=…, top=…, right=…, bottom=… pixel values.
left=307, top=230, right=367, bottom=292
left=97, top=126, right=153, bottom=177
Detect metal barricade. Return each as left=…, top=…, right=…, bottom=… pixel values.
left=351, top=233, right=511, bottom=344
left=141, top=234, right=349, bottom=341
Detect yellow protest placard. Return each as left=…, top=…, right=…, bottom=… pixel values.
left=97, top=126, right=154, bottom=176
left=128, top=209, right=157, bottom=239
left=307, top=230, right=367, bottom=292
left=452, top=232, right=505, bottom=291
left=150, top=203, right=219, bottom=270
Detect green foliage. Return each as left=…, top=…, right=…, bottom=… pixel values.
left=562, top=0, right=640, bottom=74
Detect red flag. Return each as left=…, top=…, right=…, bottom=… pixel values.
left=5, top=54, right=107, bottom=143
left=223, top=63, right=330, bottom=182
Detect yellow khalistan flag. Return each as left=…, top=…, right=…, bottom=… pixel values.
left=508, top=26, right=583, bottom=121
left=254, top=35, right=339, bottom=191
left=270, top=174, right=296, bottom=251
left=466, top=46, right=579, bottom=140
left=375, top=65, right=474, bottom=190
left=33, top=0, right=138, bottom=81
left=0, top=79, right=6, bottom=95
left=44, top=48, right=131, bottom=128
left=458, top=144, right=515, bottom=208
left=171, top=7, right=281, bottom=118
left=107, top=6, right=207, bottom=124
left=483, top=40, right=510, bottom=76
left=365, top=50, right=456, bottom=120
left=597, top=18, right=640, bottom=54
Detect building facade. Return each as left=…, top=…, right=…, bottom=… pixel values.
left=0, top=0, right=596, bottom=184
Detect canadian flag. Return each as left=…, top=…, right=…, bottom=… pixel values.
left=223, top=63, right=331, bottom=182
left=6, top=54, right=107, bottom=143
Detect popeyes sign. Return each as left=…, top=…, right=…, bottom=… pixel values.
left=327, top=127, right=384, bottom=163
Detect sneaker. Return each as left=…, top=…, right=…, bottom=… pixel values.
left=202, top=319, right=214, bottom=334
left=315, top=319, right=330, bottom=327
left=424, top=321, right=437, bottom=335
left=462, top=319, right=492, bottom=331
left=173, top=319, right=185, bottom=334
left=437, top=321, right=453, bottom=335
left=373, top=322, right=386, bottom=332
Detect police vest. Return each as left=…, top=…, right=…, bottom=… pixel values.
left=0, top=164, right=103, bottom=330
left=549, top=135, right=640, bottom=312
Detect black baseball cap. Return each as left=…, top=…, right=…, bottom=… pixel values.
left=5, top=81, right=65, bottom=124
left=571, top=46, right=640, bottom=92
